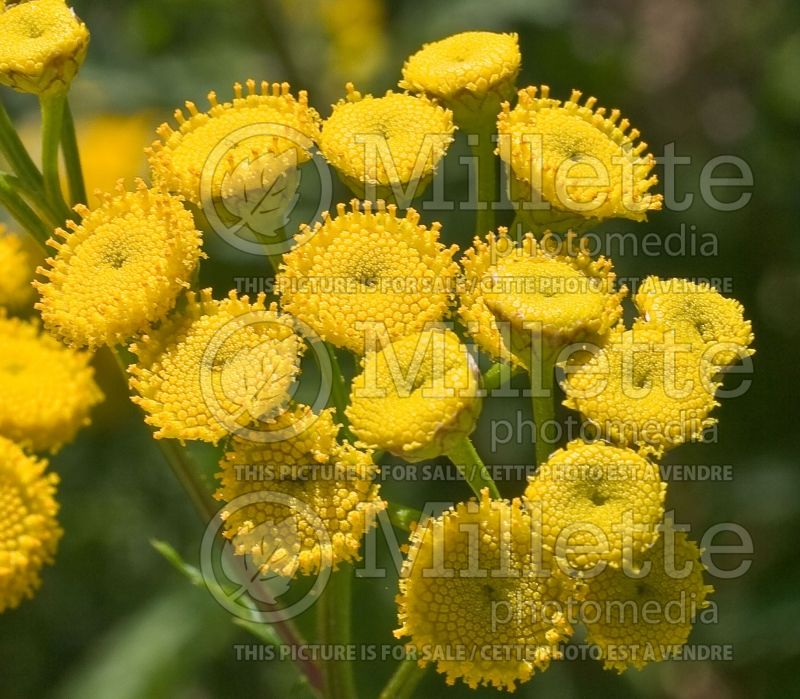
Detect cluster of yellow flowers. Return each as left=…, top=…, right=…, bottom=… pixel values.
left=0, top=3, right=754, bottom=695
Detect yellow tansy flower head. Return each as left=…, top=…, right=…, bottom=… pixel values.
left=400, top=31, right=521, bottom=127
left=395, top=489, right=578, bottom=691
left=0, top=226, right=35, bottom=310
left=35, top=182, right=204, bottom=349
left=0, top=313, right=102, bottom=452
left=635, top=276, right=754, bottom=367
left=216, top=405, right=385, bottom=576
left=524, top=440, right=665, bottom=572
left=497, top=86, right=662, bottom=231
left=149, top=79, right=321, bottom=206
left=0, top=436, right=62, bottom=613
left=0, top=0, right=89, bottom=95
left=347, top=327, right=482, bottom=462
left=129, top=288, right=303, bottom=444
left=562, top=321, right=720, bottom=457
left=277, top=199, right=458, bottom=354
left=459, top=229, right=626, bottom=366
left=319, top=83, right=455, bottom=202
left=581, top=531, right=714, bottom=672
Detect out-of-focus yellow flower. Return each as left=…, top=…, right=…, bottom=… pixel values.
left=459, top=229, right=626, bottom=366
left=277, top=199, right=458, bottom=354
left=216, top=405, right=385, bottom=576
left=0, top=0, right=89, bottom=95
left=0, top=436, right=62, bottom=613
left=400, top=31, right=521, bottom=126
left=319, top=83, right=454, bottom=201
left=319, top=0, right=387, bottom=85
left=562, top=321, right=720, bottom=457
left=129, top=288, right=302, bottom=444
left=635, top=276, right=754, bottom=366
left=0, top=313, right=101, bottom=452
left=582, top=531, right=714, bottom=672
left=149, top=80, right=320, bottom=206
left=524, top=440, right=665, bottom=572
left=497, top=85, right=662, bottom=231
left=347, top=327, right=482, bottom=462
left=0, top=226, right=35, bottom=310
left=395, top=489, right=579, bottom=691
left=35, top=181, right=204, bottom=349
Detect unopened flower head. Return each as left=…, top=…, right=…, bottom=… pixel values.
left=400, top=31, right=521, bottom=126
left=149, top=79, right=321, bottom=206
left=0, top=0, right=89, bottom=95
left=524, top=440, right=665, bottom=571
left=0, top=313, right=102, bottom=452
left=278, top=199, right=458, bottom=354
left=216, top=405, right=385, bottom=576
left=0, top=227, right=35, bottom=310
left=582, top=531, right=714, bottom=672
left=347, top=327, right=482, bottom=462
left=459, top=229, right=626, bottom=366
left=635, top=276, right=754, bottom=367
left=0, top=437, right=62, bottom=613
left=497, top=85, right=662, bottom=231
left=35, top=181, right=204, bottom=349
left=395, top=489, right=579, bottom=691
left=129, top=288, right=302, bottom=444
left=562, top=321, right=720, bottom=458
left=319, top=83, right=454, bottom=201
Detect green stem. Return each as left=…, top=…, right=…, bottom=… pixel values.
left=471, top=122, right=496, bottom=235
left=445, top=436, right=500, bottom=500
left=318, top=565, right=358, bottom=699
left=482, top=361, right=524, bottom=393
left=323, top=342, right=353, bottom=441
left=0, top=173, right=53, bottom=247
left=0, top=99, right=44, bottom=191
left=531, top=349, right=557, bottom=467
left=61, top=99, right=87, bottom=207
left=378, top=658, right=428, bottom=699
left=39, top=93, right=72, bottom=221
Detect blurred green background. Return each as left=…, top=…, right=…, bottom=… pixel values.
left=1, top=0, right=798, bottom=697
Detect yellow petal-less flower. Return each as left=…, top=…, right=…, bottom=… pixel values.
left=347, top=327, right=482, bottom=462
left=395, top=489, right=579, bottom=691
left=562, top=321, right=720, bottom=457
left=129, top=289, right=302, bottom=444
left=459, top=229, right=626, bottom=366
left=216, top=405, right=385, bottom=576
left=35, top=181, right=204, bottom=349
left=277, top=199, right=458, bottom=354
left=149, top=80, right=321, bottom=206
left=0, top=0, right=89, bottom=95
left=0, top=227, right=35, bottom=310
left=0, top=436, right=62, bottom=613
left=635, top=276, right=754, bottom=366
left=400, top=31, right=521, bottom=127
left=581, top=531, right=714, bottom=672
left=0, top=313, right=102, bottom=452
left=497, top=86, right=662, bottom=231
left=524, top=440, right=665, bottom=572
left=319, top=83, right=454, bottom=201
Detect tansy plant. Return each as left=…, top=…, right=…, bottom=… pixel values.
left=0, top=9, right=755, bottom=698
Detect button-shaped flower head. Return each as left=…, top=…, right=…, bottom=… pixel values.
left=459, top=229, right=626, bottom=366
left=395, top=489, right=580, bottom=691
left=319, top=83, right=454, bottom=202
left=400, top=31, right=521, bottom=127
left=0, top=313, right=102, bottom=453
left=216, top=405, right=385, bottom=576
left=278, top=199, right=458, bottom=354
left=497, top=86, right=662, bottom=231
left=347, top=327, right=482, bottom=462
left=129, top=289, right=303, bottom=444
left=524, top=440, right=665, bottom=572
left=0, top=227, right=35, bottom=310
left=0, top=0, right=89, bottom=95
left=35, top=181, right=204, bottom=349
left=0, top=437, right=62, bottom=613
